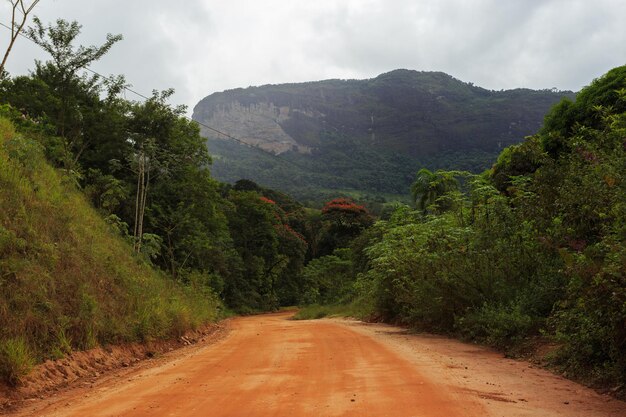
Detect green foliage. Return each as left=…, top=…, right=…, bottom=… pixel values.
left=223, top=190, right=307, bottom=311
left=0, top=18, right=127, bottom=174
left=491, top=136, right=547, bottom=192
left=540, top=66, right=626, bottom=158
left=354, top=175, right=566, bottom=336
left=341, top=66, right=626, bottom=389
left=26, top=17, right=122, bottom=79
left=0, top=117, right=221, bottom=384
left=457, top=302, right=536, bottom=350
left=301, top=249, right=353, bottom=305
left=317, top=198, right=374, bottom=256
left=410, top=168, right=466, bottom=213
left=291, top=304, right=355, bottom=320
left=0, top=338, right=35, bottom=386
left=83, top=168, right=128, bottom=214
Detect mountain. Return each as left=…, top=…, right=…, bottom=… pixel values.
left=192, top=70, right=574, bottom=203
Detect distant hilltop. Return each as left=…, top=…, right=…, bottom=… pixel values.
left=192, top=70, right=574, bottom=201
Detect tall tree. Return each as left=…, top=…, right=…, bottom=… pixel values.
left=26, top=18, right=121, bottom=83
left=0, top=0, right=40, bottom=74
left=126, top=89, right=179, bottom=254
left=225, top=191, right=281, bottom=311
left=24, top=18, right=123, bottom=171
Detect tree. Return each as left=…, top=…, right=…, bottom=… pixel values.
left=273, top=211, right=307, bottom=305
left=490, top=137, right=545, bottom=193
left=130, top=136, right=154, bottom=253
left=23, top=18, right=123, bottom=171
left=318, top=198, right=373, bottom=255
left=224, top=191, right=281, bottom=311
left=301, top=248, right=353, bottom=304
left=540, top=65, right=626, bottom=158
left=410, top=168, right=460, bottom=213
left=26, top=17, right=122, bottom=83
left=125, top=89, right=200, bottom=255
left=0, top=0, right=40, bottom=75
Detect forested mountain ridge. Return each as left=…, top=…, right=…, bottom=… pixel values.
left=193, top=70, right=573, bottom=202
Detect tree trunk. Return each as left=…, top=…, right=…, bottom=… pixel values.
left=133, top=145, right=145, bottom=253
left=133, top=142, right=152, bottom=254
left=138, top=155, right=150, bottom=252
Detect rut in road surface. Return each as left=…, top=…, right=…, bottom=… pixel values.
left=19, top=312, right=626, bottom=417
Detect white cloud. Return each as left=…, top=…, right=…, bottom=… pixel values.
left=1, top=0, right=625, bottom=111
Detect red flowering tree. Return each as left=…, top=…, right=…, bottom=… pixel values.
left=319, top=198, right=373, bottom=255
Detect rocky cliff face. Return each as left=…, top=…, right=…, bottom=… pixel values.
left=196, top=101, right=312, bottom=155
left=191, top=70, right=574, bottom=201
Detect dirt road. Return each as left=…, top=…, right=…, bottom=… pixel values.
left=15, top=312, right=626, bottom=417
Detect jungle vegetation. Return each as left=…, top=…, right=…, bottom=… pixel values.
left=0, top=15, right=624, bottom=394
left=300, top=66, right=626, bottom=389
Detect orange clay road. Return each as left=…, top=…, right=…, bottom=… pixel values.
left=22, top=312, right=626, bottom=417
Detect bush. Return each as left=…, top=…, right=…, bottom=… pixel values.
left=0, top=338, right=35, bottom=386
left=457, top=302, right=536, bottom=349
left=300, top=248, right=353, bottom=305
left=351, top=68, right=626, bottom=390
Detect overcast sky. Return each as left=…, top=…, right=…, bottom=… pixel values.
left=2, top=0, right=625, bottom=112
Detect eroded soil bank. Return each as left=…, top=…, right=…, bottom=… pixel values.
left=0, top=322, right=227, bottom=414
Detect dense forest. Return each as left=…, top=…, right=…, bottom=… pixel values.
left=0, top=16, right=624, bottom=394
left=193, top=70, right=573, bottom=202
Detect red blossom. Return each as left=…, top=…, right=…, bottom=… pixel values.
left=259, top=196, right=276, bottom=205
left=321, top=198, right=367, bottom=214
left=273, top=223, right=307, bottom=244
left=284, top=224, right=307, bottom=243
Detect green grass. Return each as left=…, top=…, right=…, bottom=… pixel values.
left=0, top=117, right=221, bottom=385
left=0, top=338, right=35, bottom=387
left=291, top=301, right=372, bottom=320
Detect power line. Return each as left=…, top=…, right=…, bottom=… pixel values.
left=1, top=20, right=382, bottom=175
left=192, top=119, right=309, bottom=172
left=0, top=20, right=310, bottom=172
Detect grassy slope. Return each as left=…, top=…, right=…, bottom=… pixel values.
left=0, top=118, right=220, bottom=385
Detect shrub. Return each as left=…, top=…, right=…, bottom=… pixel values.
left=457, top=302, right=536, bottom=350
left=0, top=338, right=35, bottom=386
left=300, top=248, right=353, bottom=304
